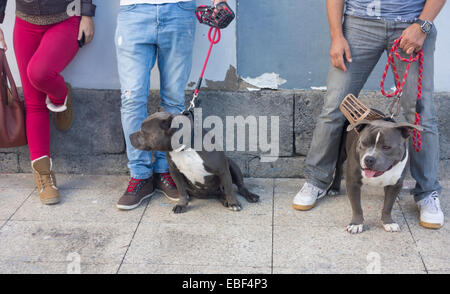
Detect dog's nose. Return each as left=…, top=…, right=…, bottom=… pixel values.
left=364, top=156, right=376, bottom=168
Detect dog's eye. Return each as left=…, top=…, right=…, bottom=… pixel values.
left=382, top=145, right=391, bottom=150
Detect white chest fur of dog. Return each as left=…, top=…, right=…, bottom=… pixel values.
left=361, top=149, right=408, bottom=187
left=169, top=148, right=213, bottom=185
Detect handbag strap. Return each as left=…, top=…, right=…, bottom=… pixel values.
left=0, top=49, right=20, bottom=105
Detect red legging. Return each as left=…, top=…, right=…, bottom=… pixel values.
left=13, top=16, right=80, bottom=160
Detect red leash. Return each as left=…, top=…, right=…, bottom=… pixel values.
left=187, top=2, right=234, bottom=111
left=192, top=27, right=221, bottom=100
left=380, top=37, right=424, bottom=152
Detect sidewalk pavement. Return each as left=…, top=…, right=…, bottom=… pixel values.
left=0, top=174, right=448, bottom=274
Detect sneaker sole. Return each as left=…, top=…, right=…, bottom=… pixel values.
left=419, top=220, right=443, bottom=229
left=292, top=202, right=316, bottom=211
left=116, top=192, right=155, bottom=211
left=292, top=189, right=327, bottom=211
left=156, top=188, right=179, bottom=202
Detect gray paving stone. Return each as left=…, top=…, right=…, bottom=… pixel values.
left=0, top=188, right=33, bottom=221
left=52, top=174, right=130, bottom=190
left=0, top=261, right=118, bottom=274
left=0, top=174, right=36, bottom=189
left=0, top=221, right=135, bottom=264
left=143, top=178, right=273, bottom=226
left=397, top=193, right=450, bottom=271
left=11, top=188, right=146, bottom=224
left=274, top=179, right=405, bottom=230
left=122, top=223, right=272, bottom=268
left=272, top=225, right=424, bottom=274
left=119, top=264, right=271, bottom=274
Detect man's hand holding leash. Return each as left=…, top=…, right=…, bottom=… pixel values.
left=400, top=0, right=446, bottom=55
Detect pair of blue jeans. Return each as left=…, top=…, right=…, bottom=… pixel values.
left=115, top=1, right=196, bottom=179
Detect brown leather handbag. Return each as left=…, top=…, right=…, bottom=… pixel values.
left=0, top=48, right=27, bottom=148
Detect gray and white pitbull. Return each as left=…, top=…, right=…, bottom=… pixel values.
left=331, top=119, right=422, bottom=234
left=129, top=112, right=260, bottom=214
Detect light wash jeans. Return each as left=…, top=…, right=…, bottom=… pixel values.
left=115, top=1, right=196, bottom=179
left=305, top=15, right=441, bottom=201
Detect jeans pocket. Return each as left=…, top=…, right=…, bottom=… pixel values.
left=177, top=1, right=196, bottom=11
left=119, top=4, right=137, bottom=12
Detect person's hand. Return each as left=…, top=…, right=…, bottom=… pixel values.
left=0, top=28, right=7, bottom=51
left=213, top=0, right=227, bottom=5
left=78, top=16, right=95, bottom=45
left=329, top=35, right=352, bottom=72
left=400, top=23, right=426, bottom=55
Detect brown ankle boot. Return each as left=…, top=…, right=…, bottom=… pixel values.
left=52, top=83, right=73, bottom=132
left=31, top=156, right=60, bottom=205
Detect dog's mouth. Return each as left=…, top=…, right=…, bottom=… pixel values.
left=363, top=165, right=393, bottom=178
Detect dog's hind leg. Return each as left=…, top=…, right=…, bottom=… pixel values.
left=228, top=158, right=260, bottom=203
left=218, top=163, right=242, bottom=211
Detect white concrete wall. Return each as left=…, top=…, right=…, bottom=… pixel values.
left=1, top=0, right=236, bottom=90
left=1, top=0, right=448, bottom=91
left=434, top=3, right=450, bottom=91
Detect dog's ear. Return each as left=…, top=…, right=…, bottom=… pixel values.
left=159, top=115, right=174, bottom=131
left=346, top=119, right=372, bottom=132
left=394, top=122, right=423, bottom=138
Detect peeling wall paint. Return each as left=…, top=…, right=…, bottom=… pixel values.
left=242, top=73, right=287, bottom=90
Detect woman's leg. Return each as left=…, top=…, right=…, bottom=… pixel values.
left=13, top=17, right=49, bottom=160
left=27, top=16, right=80, bottom=105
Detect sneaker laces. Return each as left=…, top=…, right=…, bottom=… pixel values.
left=161, top=173, right=176, bottom=188
left=420, top=191, right=441, bottom=213
left=127, top=178, right=143, bottom=193
left=300, top=182, right=323, bottom=197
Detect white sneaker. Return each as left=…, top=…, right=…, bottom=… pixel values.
left=293, top=182, right=326, bottom=211
left=417, top=191, right=444, bottom=229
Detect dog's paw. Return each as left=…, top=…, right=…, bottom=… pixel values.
left=383, top=223, right=401, bottom=232
left=346, top=224, right=364, bottom=234
left=222, top=200, right=242, bottom=211
left=173, top=205, right=187, bottom=214
left=245, top=192, right=260, bottom=203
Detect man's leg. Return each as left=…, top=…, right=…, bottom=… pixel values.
left=154, top=1, right=196, bottom=174
left=116, top=5, right=157, bottom=180
left=305, top=16, right=386, bottom=189
left=294, top=16, right=387, bottom=210
left=389, top=22, right=443, bottom=228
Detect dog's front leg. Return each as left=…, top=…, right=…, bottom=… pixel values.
left=345, top=164, right=365, bottom=234
left=168, top=164, right=190, bottom=214
left=346, top=181, right=364, bottom=234
left=381, top=184, right=402, bottom=232
left=219, top=170, right=242, bottom=212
